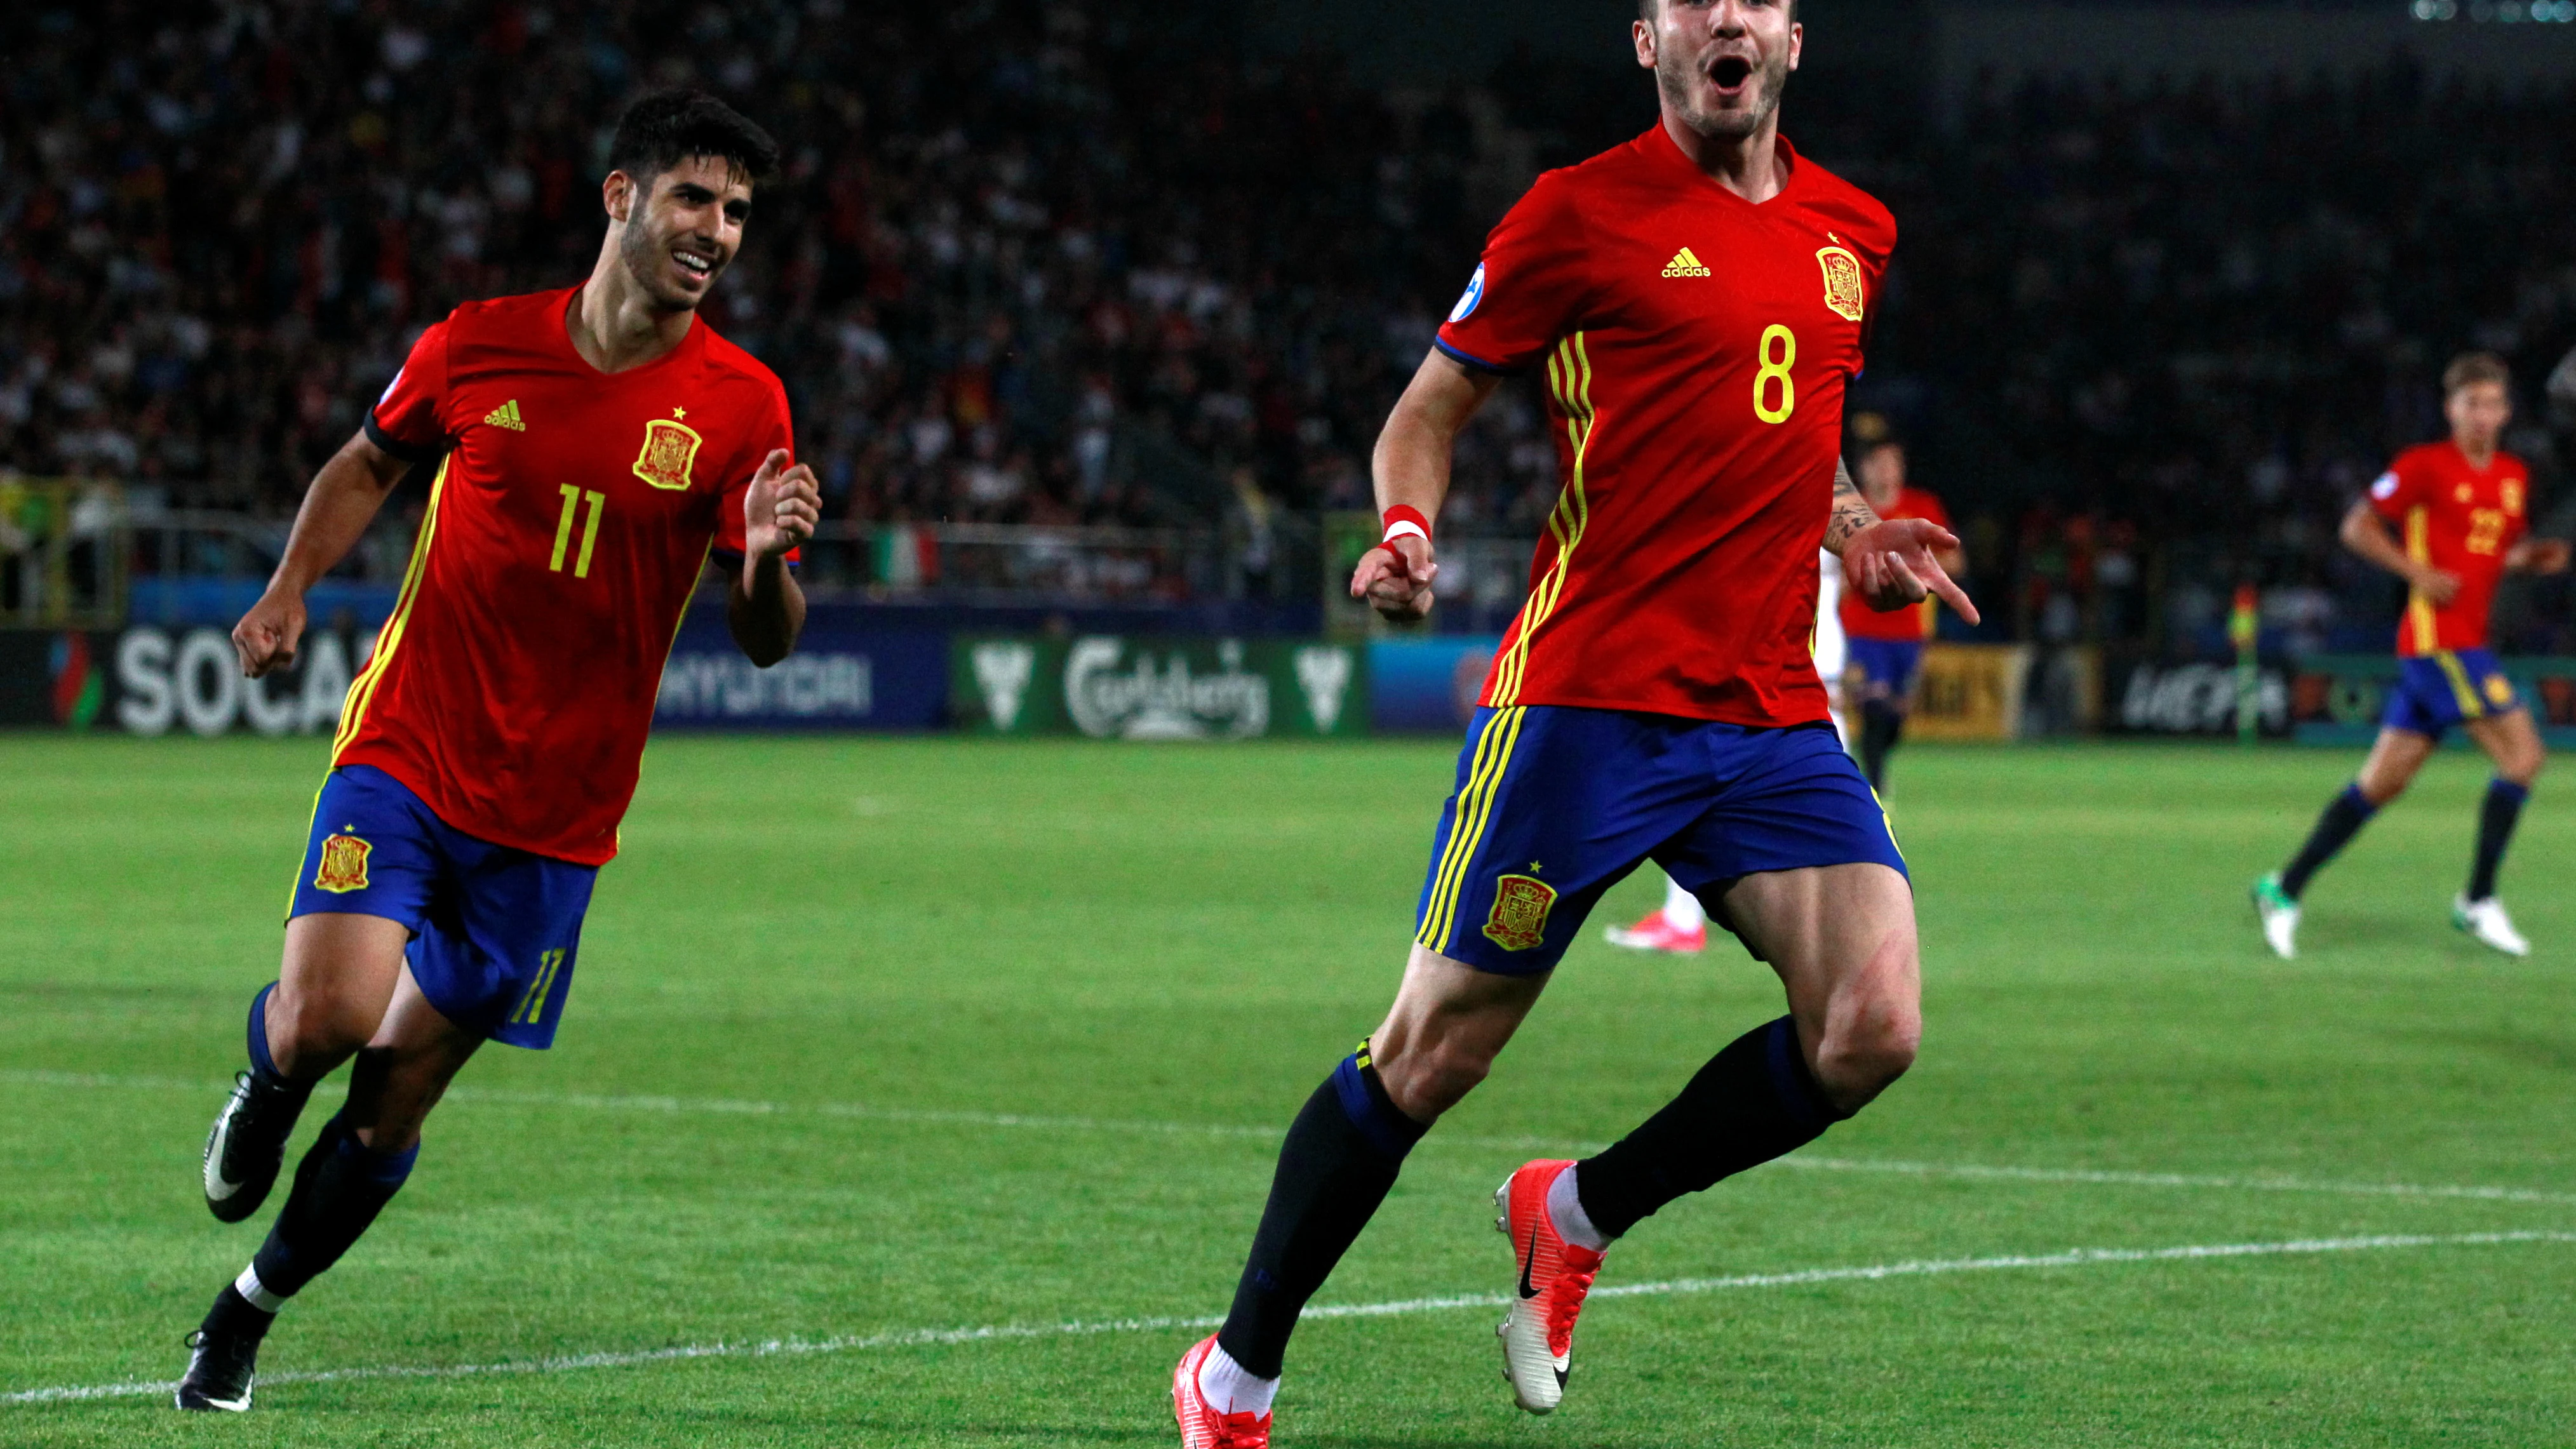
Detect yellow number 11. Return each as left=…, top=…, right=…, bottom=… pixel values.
left=551, top=485, right=606, bottom=577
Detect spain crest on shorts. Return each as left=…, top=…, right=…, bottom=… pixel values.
left=314, top=832, right=372, bottom=894
left=631, top=416, right=702, bottom=491
left=1483, top=874, right=1558, bottom=952
left=1816, top=245, right=1866, bottom=323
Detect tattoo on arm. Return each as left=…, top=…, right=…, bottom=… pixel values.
left=1825, top=456, right=1879, bottom=553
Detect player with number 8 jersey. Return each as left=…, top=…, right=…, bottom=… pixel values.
left=1434, top=122, right=1892, bottom=725
left=1176, top=4, right=1982, bottom=1443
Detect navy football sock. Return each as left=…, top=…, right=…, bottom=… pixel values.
left=1217, top=1043, right=1428, bottom=1379
left=2281, top=783, right=2378, bottom=899
left=1574, top=1016, right=1848, bottom=1242
left=1858, top=702, right=1901, bottom=790
left=2467, top=778, right=2530, bottom=901
left=249, top=1112, right=419, bottom=1300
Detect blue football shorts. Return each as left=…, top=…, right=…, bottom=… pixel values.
left=1412, top=705, right=1907, bottom=975
left=1846, top=637, right=1925, bottom=698
left=288, top=765, right=598, bottom=1049
left=2382, top=647, right=2523, bottom=740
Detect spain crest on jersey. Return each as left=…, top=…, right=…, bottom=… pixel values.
left=632, top=417, right=703, bottom=491
left=314, top=832, right=372, bottom=894
left=1482, top=874, right=1558, bottom=952
left=1816, top=245, right=1866, bottom=323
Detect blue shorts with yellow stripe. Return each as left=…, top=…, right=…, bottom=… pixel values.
left=1414, top=706, right=1907, bottom=975
left=289, top=765, right=598, bottom=1050
left=2384, top=648, right=2523, bottom=740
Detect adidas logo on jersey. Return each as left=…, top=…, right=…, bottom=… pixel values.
left=1661, top=247, right=1711, bottom=279
left=483, top=399, right=526, bottom=431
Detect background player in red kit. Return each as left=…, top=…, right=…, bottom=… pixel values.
left=177, top=92, right=819, bottom=1412
left=1171, top=1, right=1976, bottom=1442
left=1838, top=422, right=1962, bottom=792
left=2255, top=352, right=2568, bottom=960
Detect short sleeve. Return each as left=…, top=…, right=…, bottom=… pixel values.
left=363, top=320, right=454, bottom=462
left=2366, top=454, right=2425, bottom=523
left=713, top=382, right=798, bottom=566
left=1434, top=173, right=1593, bottom=376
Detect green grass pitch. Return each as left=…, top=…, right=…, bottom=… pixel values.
left=2, top=733, right=2572, bottom=1446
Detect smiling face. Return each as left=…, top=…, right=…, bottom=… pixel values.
left=1635, top=0, right=1801, bottom=143
left=605, top=155, right=752, bottom=313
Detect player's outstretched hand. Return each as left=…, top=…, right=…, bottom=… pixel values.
left=231, top=587, right=307, bottom=678
left=744, top=449, right=821, bottom=561
left=2511, top=538, right=2572, bottom=576
left=1844, top=516, right=1981, bottom=626
left=1352, top=535, right=1438, bottom=622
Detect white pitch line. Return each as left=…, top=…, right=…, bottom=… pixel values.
left=8, top=1068, right=2576, bottom=1207
left=8, top=1230, right=2572, bottom=1408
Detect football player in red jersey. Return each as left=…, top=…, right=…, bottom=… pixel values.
left=1173, top=1, right=1975, bottom=1440
left=1839, top=429, right=1962, bottom=791
left=177, top=92, right=819, bottom=1412
left=2255, top=352, right=2568, bottom=960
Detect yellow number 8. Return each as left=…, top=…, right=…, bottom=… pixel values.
left=1753, top=324, right=1796, bottom=425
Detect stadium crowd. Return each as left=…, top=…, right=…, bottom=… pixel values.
left=4, top=1, right=2573, bottom=644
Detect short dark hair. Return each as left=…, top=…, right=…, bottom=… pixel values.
left=605, top=90, right=779, bottom=189
left=2443, top=351, right=2511, bottom=397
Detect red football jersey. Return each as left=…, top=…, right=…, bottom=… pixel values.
left=2367, top=440, right=2528, bottom=656
left=1839, top=485, right=1950, bottom=641
left=1437, top=126, right=1891, bottom=726
left=337, top=286, right=792, bottom=864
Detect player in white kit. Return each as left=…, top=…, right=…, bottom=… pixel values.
left=1605, top=550, right=1851, bottom=954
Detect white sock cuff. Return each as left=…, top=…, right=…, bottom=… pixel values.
left=1660, top=877, right=1707, bottom=933
left=1546, top=1163, right=1612, bottom=1253
left=234, top=1265, right=286, bottom=1313
left=1197, top=1340, right=1280, bottom=1416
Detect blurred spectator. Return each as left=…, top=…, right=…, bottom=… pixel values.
left=4, top=4, right=2572, bottom=644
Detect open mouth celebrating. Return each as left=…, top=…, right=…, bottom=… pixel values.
left=1710, top=55, right=1755, bottom=93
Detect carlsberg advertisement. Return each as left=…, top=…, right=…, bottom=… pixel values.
left=951, top=636, right=1367, bottom=738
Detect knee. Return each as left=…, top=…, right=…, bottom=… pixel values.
left=1810, top=1010, right=1919, bottom=1114
left=1375, top=1036, right=1496, bottom=1123
left=2507, top=748, right=2545, bottom=788
left=269, top=981, right=374, bottom=1057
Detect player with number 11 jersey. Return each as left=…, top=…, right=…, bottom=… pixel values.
left=345, top=281, right=790, bottom=862
left=177, top=90, right=821, bottom=1415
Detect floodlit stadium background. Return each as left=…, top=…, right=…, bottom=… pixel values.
left=8, top=0, right=2576, bottom=737
left=5, top=3, right=2576, bottom=1445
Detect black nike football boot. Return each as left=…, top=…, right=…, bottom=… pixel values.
left=175, top=1285, right=274, bottom=1412
left=203, top=1069, right=311, bottom=1222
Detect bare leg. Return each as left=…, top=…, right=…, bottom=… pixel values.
left=1369, top=945, right=1550, bottom=1121
left=1571, top=862, right=1917, bottom=1241
left=1722, top=862, right=1920, bottom=1111
left=2356, top=726, right=2437, bottom=806
left=342, top=966, right=483, bottom=1154
left=245, top=964, right=479, bottom=1305
left=265, top=913, right=410, bottom=1081
left=2464, top=709, right=2544, bottom=788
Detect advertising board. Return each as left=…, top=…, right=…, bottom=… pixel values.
left=951, top=636, right=1366, bottom=738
